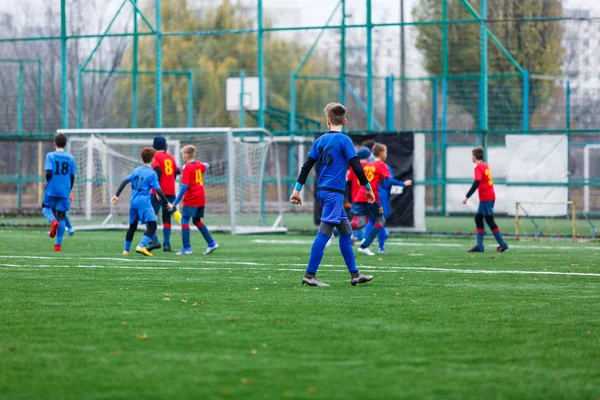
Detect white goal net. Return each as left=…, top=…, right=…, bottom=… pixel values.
left=62, top=128, right=286, bottom=234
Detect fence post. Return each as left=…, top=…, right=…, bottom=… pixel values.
left=257, top=0, right=265, bottom=128
left=522, top=69, right=529, bottom=134
left=432, top=78, right=439, bottom=212
left=77, top=67, right=82, bottom=128
left=386, top=75, right=395, bottom=130
left=441, top=77, right=448, bottom=215
left=239, top=70, right=245, bottom=128
left=566, top=80, right=571, bottom=131
left=289, top=72, right=296, bottom=132
left=61, top=0, right=68, bottom=128
left=17, top=62, right=24, bottom=211
left=366, top=0, right=373, bottom=130
left=132, top=0, right=138, bottom=128
left=155, top=0, right=162, bottom=127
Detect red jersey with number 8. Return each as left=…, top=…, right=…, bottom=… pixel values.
left=474, top=162, right=495, bottom=201
left=181, top=161, right=207, bottom=207
left=151, top=151, right=179, bottom=195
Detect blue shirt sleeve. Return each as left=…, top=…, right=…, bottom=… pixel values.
left=125, top=172, right=134, bottom=182
left=342, top=136, right=357, bottom=161
left=44, top=153, right=53, bottom=172
left=70, top=157, right=77, bottom=175
left=384, top=165, right=405, bottom=187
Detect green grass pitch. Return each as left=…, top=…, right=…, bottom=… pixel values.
left=1, top=228, right=599, bottom=399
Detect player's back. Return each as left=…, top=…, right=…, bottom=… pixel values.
left=128, top=165, right=159, bottom=208
left=45, top=151, right=76, bottom=198
left=182, top=161, right=207, bottom=207
left=152, top=151, right=178, bottom=195
left=358, top=160, right=390, bottom=202
left=309, top=131, right=356, bottom=192
left=474, top=162, right=495, bottom=201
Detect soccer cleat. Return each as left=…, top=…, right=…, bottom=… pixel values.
left=54, top=244, right=61, bottom=252
left=467, top=245, right=485, bottom=253
left=351, top=273, right=373, bottom=286
left=68, top=228, right=75, bottom=236
left=163, top=245, right=172, bottom=252
left=146, top=242, right=162, bottom=252
left=203, top=243, right=219, bottom=255
left=378, top=248, right=388, bottom=254
left=173, top=210, right=182, bottom=225
left=497, top=244, right=509, bottom=253
left=49, top=220, right=59, bottom=238
left=122, top=250, right=130, bottom=256
left=176, top=248, right=193, bottom=255
left=358, top=247, right=375, bottom=256
left=301, top=275, right=330, bottom=287
left=135, top=245, right=153, bottom=257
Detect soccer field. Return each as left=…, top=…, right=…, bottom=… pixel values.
left=1, top=229, right=599, bottom=399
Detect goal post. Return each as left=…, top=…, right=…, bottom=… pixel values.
left=59, top=128, right=286, bottom=234
left=515, top=201, right=596, bottom=241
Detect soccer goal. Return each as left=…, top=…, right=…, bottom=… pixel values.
left=61, top=128, right=286, bottom=234
left=514, top=201, right=596, bottom=241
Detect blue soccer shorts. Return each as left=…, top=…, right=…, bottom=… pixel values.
left=129, top=207, right=157, bottom=224
left=182, top=206, right=205, bottom=219
left=351, top=202, right=384, bottom=220
left=477, top=200, right=495, bottom=216
left=42, top=194, right=70, bottom=212
left=318, top=190, right=347, bottom=224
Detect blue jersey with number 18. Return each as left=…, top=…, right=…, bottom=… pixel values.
left=125, top=165, right=161, bottom=209
left=308, top=131, right=357, bottom=192
left=44, top=151, right=77, bottom=198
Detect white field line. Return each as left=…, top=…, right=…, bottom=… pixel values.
left=253, top=239, right=600, bottom=251
left=3, top=260, right=600, bottom=278
left=0, top=255, right=181, bottom=263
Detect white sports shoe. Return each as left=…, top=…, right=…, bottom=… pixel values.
left=203, top=243, right=219, bottom=255
left=358, top=247, right=375, bottom=256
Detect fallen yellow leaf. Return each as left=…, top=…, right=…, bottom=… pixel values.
left=136, top=333, right=148, bottom=340
left=192, top=301, right=199, bottom=306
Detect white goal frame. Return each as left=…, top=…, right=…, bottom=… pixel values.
left=59, top=128, right=286, bottom=234
left=583, top=144, right=600, bottom=213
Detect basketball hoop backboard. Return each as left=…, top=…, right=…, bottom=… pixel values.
left=226, top=77, right=262, bottom=111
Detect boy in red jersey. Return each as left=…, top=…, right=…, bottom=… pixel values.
left=148, top=136, right=182, bottom=252
left=169, top=145, right=218, bottom=255
left=351, top=143, right=396, bottom=256
left=462, top=147, right=508, bottom=252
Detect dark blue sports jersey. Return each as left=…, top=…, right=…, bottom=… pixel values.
left=308, top=131, right=357, bottom=192
left=44, top=151, right=77, bottom=198
left=126, top=165, right=161, bottom=209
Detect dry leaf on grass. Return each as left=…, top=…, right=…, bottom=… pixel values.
left=192, top=301, right=199, bottom=307
left=241, top=378, right=253, bottom=385
left=136, top=333, right=148, bottom=340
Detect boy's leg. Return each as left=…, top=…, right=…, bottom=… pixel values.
left=124, top=209, right=139, bottom=253
left=161, top=195, right=175, bottom=250
left=378, top=222, right=388, bottom=251
left=302, top=191, right=336, bottom=286
left=193, top=216, right=219, bottom=255
left=149, top=196, right=161, bottom=247
left=469, top=213, right=486, bottom=252
left=359, top=203, right=384, bottom=254
left=136, top=221, right=157, bottom=257
left=42, top=195, right=59, bottom=238
left=54, top=211, right=66, bottom=250
left=177, top=207, right=193, bottom=254
left=485, top=214, right=508, bottom=251
left=337, top=220, right=357, bottom=274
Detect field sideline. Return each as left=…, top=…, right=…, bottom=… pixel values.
left=1, top=229, right=599, bottom=399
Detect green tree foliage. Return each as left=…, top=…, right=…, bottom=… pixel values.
left=413, top=0, right=564, bottom=130
left=115, top=0, right=334, bottom=129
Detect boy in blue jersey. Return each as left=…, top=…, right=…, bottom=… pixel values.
left=364, top=145, right=412, bottom=253
left=42, top=133, right=77, bottom=252
left=290, top=103, right=375, bottom=287
left=111, top=147, right=173, bottom=257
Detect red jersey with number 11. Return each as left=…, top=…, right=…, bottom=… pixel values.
left=181, top=161, right=207, bottom=207
left=474, top=161, right=495, bottom=201
left=151, top=151, right=179, bottom=195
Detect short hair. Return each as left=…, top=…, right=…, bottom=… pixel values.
left=372, top=143, right=387, bottom=157
left=181, top=145, right=196, bottom=158
left=360, top=139, right=375, bottom=150
left=472, top=147, right=484, bottom=161
left=324, top=102, right=346, bottom=126
left=141, top=147, right=156, bottom=164
left=54, top=133, right=67, bottom=148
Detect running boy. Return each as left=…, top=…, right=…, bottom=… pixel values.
left=111, top=147, right=173, bottom=257
left=290, top=102, right=374, bottom=286
left=42, top=133, right=77, bottom=252
left=169, top=145, right=219, bottom=255
left=462, top=147, right=508, bottom=252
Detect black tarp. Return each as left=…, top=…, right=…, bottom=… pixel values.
left=312, top=132, right=414, bottom=227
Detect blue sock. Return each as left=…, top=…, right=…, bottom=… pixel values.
left=361, top=224, right=381, bottom=248
left=306, top=232, right=330, bottom=274
left=364, top=221, right=374, bottom=239
left=378, top=226, right=388, bottom=250
left=151, top=232, right=159, bottom=244
left=163, top=225, right=171, bottom=246
left=42, top=207, right=56, bottom=223
left=139, top=234, right=152, bottom=248
left=56, top=220, right=66, bottom=245
left=124, top=240, right=132, bottom=252
left=196, top=222, right=215, bottom=246
left=355, top=227, right=364, bottom=240
left=476, top=230, right=485, bottom=248
left=64, top=214, right=72, bottom=229
left=339, top=233, right=358, bottom=273
left=182, top=217, right=191, bottom=249
left=493, top=229, right=506, bottom=247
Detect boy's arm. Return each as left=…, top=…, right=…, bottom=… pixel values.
left=464, top=166, right=482, bottom=203
left=111, top=179, right=130, bottom=204
left=154, top=165, right=162, bottom=180
left=290, top=156, right=316, bottom=205
left=172, top=166, right=190, bottom=206
left=348, top=157, right=375, bottom=203
left=150, top=175, right=170, bottom=204
left=44, top=154, right=52, bottom=182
